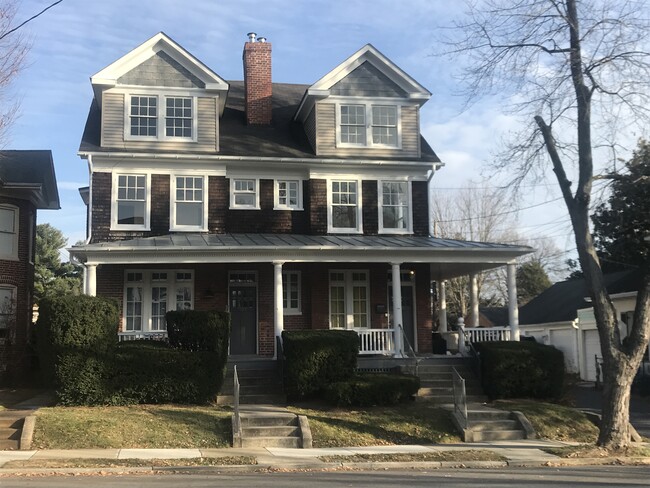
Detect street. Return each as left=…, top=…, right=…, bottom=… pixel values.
left=0, top=466, right=649, bottom=487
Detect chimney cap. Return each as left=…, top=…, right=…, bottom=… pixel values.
left=257, top=36, right=267, bottom=43
left=247, top=32, right=257, bottom=42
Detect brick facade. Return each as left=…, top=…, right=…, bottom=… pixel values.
left=0, top=197, right=36, bottom=383
left=243, top=41, right=272, bottom=125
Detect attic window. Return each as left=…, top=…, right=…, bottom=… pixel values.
left=337, top=103, right=401, bottom=149
left=130, top=96, right=157, bottom=137
left=125, top=94, right=197, bottom=142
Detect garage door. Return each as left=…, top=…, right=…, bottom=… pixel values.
left=583, top=330, right=601, bottom=381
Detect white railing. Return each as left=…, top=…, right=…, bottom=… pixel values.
left=452, top=366, right=468, bottom=429
left=464, top=327, right=511, bottom=343
left=118, top=332, right=168, bottom=341
left=356, top=328, right=395, bottom=355
left=232, top=366, right=242, bottom=448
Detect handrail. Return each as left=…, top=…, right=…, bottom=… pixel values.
left=276, top=335, right=284, bottom=388
left=452, top=366, right=468, bottom=429
left=398, top=324, right=421, bottom=376
left=233, top=365, right=241, bottom=442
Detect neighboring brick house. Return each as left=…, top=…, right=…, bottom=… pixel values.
left=70, top=32, right=530, bottom=358
left=0, top=151, right=59, bottom=382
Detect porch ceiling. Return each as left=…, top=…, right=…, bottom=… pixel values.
left=70, top=233, right=532, bottom=275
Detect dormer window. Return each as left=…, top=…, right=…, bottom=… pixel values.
left=125, top=93, right=197, bottom=142
left=337, top=103, right=400, bottom=148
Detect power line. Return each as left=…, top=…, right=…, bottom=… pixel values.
left=434, top=197, right=564, bottom=223
left=0, top=1, right=63, bottom=41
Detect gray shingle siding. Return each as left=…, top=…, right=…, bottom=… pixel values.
left=330, top=62, right=407, bottom=97
left=117, top=51, right=205, bottom=88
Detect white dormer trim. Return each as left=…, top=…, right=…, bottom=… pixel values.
left=91, top=32, right=229, bottom=112
left=295, top=44, right=431, bottom=122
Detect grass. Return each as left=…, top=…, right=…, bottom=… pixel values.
left=33, top=405, right=233, bottom=449
left=288, top=402, right=460, bottom=447
left=319, top=450, right=506, bottom=463
left=492, top=399, right=599, bottom=443
left=544, top=445, right=650, bottom=459
left=2, top=457, right=256, bottom=469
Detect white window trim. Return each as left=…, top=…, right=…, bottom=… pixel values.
left=282, top=271, right=302, bottom=316
left=0, top=204, right=19, bottom=261
left=377, top=180, right=413, bottom=235
left=122, top=269, right=194, bottom=334
left=274, top=179, right=304, bottom=211
left=123, top=92, right=198, bottom=143
left=328, top=269, right=370, bottom=329
left=229, top=178, right=260, bottom=210
left=335, top=100, right=402, bottom=149
left=326, top=179, right=363, bottom=234
left=170, top=175, right=208, bottom=232
left=111, top=172, right=151, bottom=231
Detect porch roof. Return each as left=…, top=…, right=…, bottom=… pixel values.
left=70, top=233, right=532, bottom=279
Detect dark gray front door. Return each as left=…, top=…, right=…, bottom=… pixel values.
left=230, top=286, right=257, bottom=355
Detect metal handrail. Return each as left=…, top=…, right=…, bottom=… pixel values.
left=398, top=324, right=421, bottom=376
left=233, top=365, right=241, bottom=441
left=452, top=366, right=468, bottom=429
left=276, top=336, right=284, bottom=388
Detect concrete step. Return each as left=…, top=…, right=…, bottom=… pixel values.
left=419, top=395, right=487, bottom=404
left=242, top=425, right=299, bottom=437
left=417, top=365, right=474, bottom=374
left=221, top=383, right=283, bottom=395
left=467, top=419, right=519, bottom=431
left=418, top=386, right=484, bottom=396
left=0, top=418, right=22, bottom=429
left=0, top=428, right=20, bottom=439
left=0, top=439, right=19, bottom=450
left=240, top=436, right=300, bottom=448
left=418, top=357, right=471, bottom=365
left=217, top=393, right=286, bottom=405
left=240, top=414, right=297, bottom=427
left=469, top=430, right=526, bottom=442
left=467, top=409, right=512, bottom=420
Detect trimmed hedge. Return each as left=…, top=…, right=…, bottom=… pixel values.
left=36, top=297, right=230, bottom=405
left=324, top=373, right=420, bottom=407
left=475, top=341, right=565, bottom=400
left=282, top=330, right=359, bottom=400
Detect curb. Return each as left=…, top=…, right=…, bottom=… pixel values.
left=19, top=416, right=36, bottom=451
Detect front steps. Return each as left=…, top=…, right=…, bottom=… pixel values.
left=453, top=407, right=533, bottom=442
left=218, top=359, right=285, bottom=405
left=0, top=411, right=27, bottom=450
left=415, top=357, right=487, bottom=404
left=233, top=406, right=311, bottom=449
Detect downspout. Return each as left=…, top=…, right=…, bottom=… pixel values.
left=85, top=154, right=93, bottom=244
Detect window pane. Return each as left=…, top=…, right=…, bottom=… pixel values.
left=117, top=201, right=145, bottom=225
left=340, top=105, right=366, bottom=144
left=381, top=181, right=409, bottom=230
left=0, top=208, right=15, bottom=233
left=130, top=96, right=157, bottom=137
left=235, top=193, right=256, bottom=206
left=165, top=97, right=192, bottom=138
left=176, top=202, right=202, bottom=226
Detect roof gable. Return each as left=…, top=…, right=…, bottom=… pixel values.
left=117, top=51, right=205, bottom=88
left=90, top=32, right=229, bottom=107
left=330, top=61, right=407, bottom=98
left=295, top=44, right=431, bottom=122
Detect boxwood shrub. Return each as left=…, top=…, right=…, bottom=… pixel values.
left=166, top=310, right=230, bottom=352
left=282, top=330, right=359, bottom=400
left=475, top=341, right=565, bottom=400
left=323, top=373, right=420, bottom=407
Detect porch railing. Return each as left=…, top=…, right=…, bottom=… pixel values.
left=452, top=366, right=468, bottom=429
left=118, top=332, right=168, bottom=342
left=464, top=327, right=511, bottom=343
left=357, top=328, right=395, bottom=355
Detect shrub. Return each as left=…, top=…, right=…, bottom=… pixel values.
left=324, top=373, right=420, bottom=407
left=475, top=341, right=565, bottom=400
left=282, top=330, right=359, bottom=400
left=166, top=310, right=230, bottom=352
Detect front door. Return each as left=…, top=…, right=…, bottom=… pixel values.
left=229, top=285, right=257, bottom=355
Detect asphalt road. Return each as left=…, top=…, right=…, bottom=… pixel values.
left=1, top=466, right=649, bottom=487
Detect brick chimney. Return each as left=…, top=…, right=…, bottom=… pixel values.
left=243, top=32, right=272, bottom=125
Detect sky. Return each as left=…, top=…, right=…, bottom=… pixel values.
left=6, top=0, right=582, bottom=270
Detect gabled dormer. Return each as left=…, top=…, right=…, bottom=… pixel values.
left=295, top=44, right=431, bottom=159
left=91, top=32, right=229, bottom=152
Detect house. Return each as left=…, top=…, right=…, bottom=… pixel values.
left=518, top=270, right=649, bottom=380
left=69, top=32, right=531, bottom=359
left=0, top=150, right=60, bottom=382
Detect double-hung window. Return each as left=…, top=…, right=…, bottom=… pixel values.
left=282, top=271, right=301, bottom=315
left=379, top=181, right=412, bottom=233
left=172, top=176, right=206, bottom=231
left=130, top=96, right=158, bottom=137
left=328, top=180, right=362, bottom=233
left=165, top=97, right=193, bottom=138
left=338, top=103, right=400, bottom=148
left=275, top=180, right=302, bottom=210
left=126, top=94, right=195, bottom=141
left=113, top=174, right=149, bottom=230
left=329, top=270, right=369, bottom=329
left=230, top=179, right=259, bottom=209
left=0, top=205, right=18, bottom=260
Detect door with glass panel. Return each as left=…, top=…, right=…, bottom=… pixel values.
left=229, top=272, right=257, bottom=355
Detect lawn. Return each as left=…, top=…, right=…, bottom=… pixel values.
left=492, top=399, right=599, bottom=443
left=288, top=402, right=460, bottom=447
left=33, top=405, right=233, bottom=449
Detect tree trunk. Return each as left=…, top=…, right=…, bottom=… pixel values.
left=599, top=360, right=635, bottom=448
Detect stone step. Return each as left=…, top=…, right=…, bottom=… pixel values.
left=0, top=428, right=20, bottom=440
left=240, top=436, right=300, bottom=449
left=242, top=425, right=300, bottom=437
left=468, top=430, right=525, bottom=442
left=468, top=419, right=519, bottom=431
left=0, top=418, right=22, bottom=429
left=0, top=439, right=19, bottom=450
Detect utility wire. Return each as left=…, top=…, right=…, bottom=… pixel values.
left=434, top=197, right=564, bottom=223
left=0, top=1, right=63, bottom=40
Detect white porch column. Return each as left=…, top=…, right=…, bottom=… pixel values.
left=391, top=263, right=404, bottom=357
left=85, top=263, right=97, bottom=297
left=469, top=273, right=479, bottom=327
left=438, top=280, right=448, bottom=332
left=273, top=261, right=284, bottom=359
left=507, top=263, right=520, bottom=341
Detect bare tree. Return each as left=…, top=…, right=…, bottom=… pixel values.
left=0, top=1, right=29, bottom=146
left=445, top=0, right=650, bottom=449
